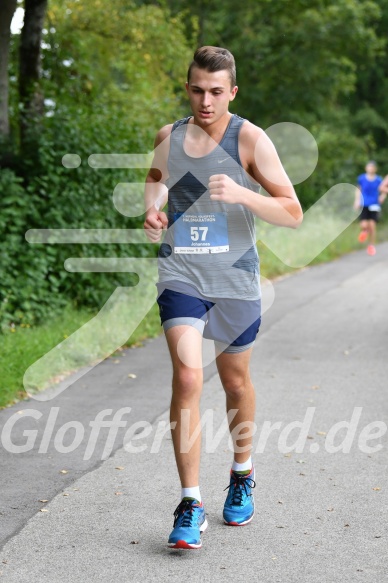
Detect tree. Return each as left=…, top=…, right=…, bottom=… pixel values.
left=162, top=0, right=384, bottom=203
left=19, top=0, right=48, bottom=150
left=348, top=0, right=388, bottom=162
left=0, top=0, right=194, bottom=329
left=43, top=0, right=193, bottom=146
left=0, top=0, right=17, bottom=140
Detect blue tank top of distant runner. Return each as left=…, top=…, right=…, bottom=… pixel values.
left=357, top=174, right=382, bottom=207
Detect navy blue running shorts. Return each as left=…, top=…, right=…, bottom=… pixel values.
left=156, top=281, right=261, bottom=354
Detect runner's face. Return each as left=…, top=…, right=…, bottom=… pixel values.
left=185, top=67, right=238, bottom=126
left=365, top=163, right=377, bottom=174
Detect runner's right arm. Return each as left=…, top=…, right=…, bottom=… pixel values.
left=144, top=124, right=172, bottom=242
left=354, top=185, right=362, bottom=210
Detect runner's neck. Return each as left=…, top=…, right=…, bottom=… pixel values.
left=190, top=112, right=233, bottom=142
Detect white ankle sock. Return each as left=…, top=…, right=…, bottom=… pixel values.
left=181, top=486, right=201, bottom=502
left=232, top=457, right=252, bottom=473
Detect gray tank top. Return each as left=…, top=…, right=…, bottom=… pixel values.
left=158, top=114, right=261, bottom=300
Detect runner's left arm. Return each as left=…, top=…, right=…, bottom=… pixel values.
left=379, top=175, right=388, bottom=204
left=208, top=123, right=303, bottom=228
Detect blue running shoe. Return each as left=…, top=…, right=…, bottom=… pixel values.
left=168, top=499, right=208, bottom=549
left=223, top=467, right=256, bottom=526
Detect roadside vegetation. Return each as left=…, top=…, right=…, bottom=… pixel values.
left=1, top=0, right=388, bottom=407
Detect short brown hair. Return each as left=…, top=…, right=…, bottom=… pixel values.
left=187, top=46, right=236, bottom=87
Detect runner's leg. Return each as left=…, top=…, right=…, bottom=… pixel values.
left=165, top=325, right=203, bottom=487
left=369, top=219, right=376, bottom=245
left=359, top=218, right=369, bottom=242
left=216, top=348, right=255, bottom=462
left=217, top=348, right=256, bottom=526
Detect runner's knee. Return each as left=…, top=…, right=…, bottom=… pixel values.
left=172, top=368, right=202, bottom=400
left=221, top=375, right=249, bottom=400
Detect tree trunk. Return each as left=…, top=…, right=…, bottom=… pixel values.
left=0, top=0, right=17, bottom=140
left=19, top=0, right=48, bottom=149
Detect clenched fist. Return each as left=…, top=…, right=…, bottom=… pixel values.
left=144, top=211, right=168, bottom=242
left=208, top=174, right=243, bottom=204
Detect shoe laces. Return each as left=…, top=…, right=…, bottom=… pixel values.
left=173, top=499, right=200, bottom=528
left=224, top=472, right=256, bottom=506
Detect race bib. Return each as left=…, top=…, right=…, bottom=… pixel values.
left=173, top=212, right=229, bottom=254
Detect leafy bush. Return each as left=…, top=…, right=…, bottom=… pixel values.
left=1, top=0, right=193, bottom=331
left=0, top=116, right=157, bottom=330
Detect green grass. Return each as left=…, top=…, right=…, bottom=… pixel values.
left=259, top=220, right=388, bottom=278
left=1, top=219, right=387, bottom=409
left=0, top=302, right=161, bottom=409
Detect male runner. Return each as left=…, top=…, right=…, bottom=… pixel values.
left=144, top=46, right=302, bottom=549
left=354, top=161, right=383, bottom=256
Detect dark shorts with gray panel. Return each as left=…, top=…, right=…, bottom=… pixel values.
left=157, top=280, right=261, bottom=354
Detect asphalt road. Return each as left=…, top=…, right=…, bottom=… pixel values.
left=0, top=244, right=387, bottom=582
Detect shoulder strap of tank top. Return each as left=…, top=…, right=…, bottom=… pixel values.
left=171, top=116, right=192, bottom=132
left=220, top=114, right=246, bottom=165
